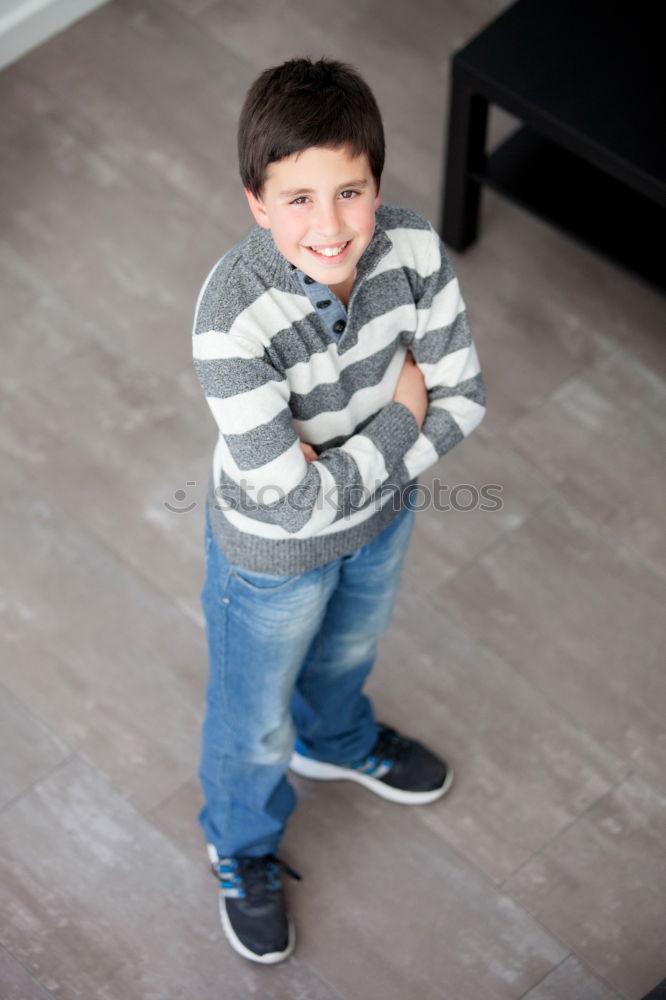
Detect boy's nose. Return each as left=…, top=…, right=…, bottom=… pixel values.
left=311, top=203, right=344, bottom=238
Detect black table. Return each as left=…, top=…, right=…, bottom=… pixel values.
left=441, top=0, right=666, bottom=291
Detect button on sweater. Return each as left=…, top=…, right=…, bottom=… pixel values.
left=192, top=203, right=486, bottom=574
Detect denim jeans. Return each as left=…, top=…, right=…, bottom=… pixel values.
left=198, top=495, right=416, bottom=858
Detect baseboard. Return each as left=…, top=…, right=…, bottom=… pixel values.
left=0, top=0, right=109, bottom=72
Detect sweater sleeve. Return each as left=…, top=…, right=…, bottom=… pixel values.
left=193, top=328, right=420, bottom=534
left=398, top=226, right=486, bottom=481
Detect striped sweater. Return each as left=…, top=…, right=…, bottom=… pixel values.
left=192, top=203, right=486, bottom=574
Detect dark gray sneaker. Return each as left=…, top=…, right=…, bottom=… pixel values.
left=289, top=723, right=454, bottom=805
left=207, top=845, right=302, bottom=964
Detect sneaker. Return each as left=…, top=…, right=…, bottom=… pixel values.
left=289, top=723, right=454, bottom=805
left=207, top=844, right=302, bottom=964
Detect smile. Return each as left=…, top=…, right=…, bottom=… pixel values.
left=307, top=241, right=351, bottom=260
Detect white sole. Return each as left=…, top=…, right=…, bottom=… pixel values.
left=288, top=751, right=454, bottom=805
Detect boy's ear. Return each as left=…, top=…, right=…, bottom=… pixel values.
left=374, top=182, right=381, bottom=210
left=244, top=187, right=271, bottom=229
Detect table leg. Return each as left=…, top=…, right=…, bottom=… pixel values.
left=440, top=72, right=488, bottom=249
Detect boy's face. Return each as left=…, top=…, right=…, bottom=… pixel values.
left=245, top=144, right=380, bottom=304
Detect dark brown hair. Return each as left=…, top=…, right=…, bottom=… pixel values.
left=238, top=57, right=385, bottom=197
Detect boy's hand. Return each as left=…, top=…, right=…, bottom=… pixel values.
left=299, top=441, right=318, bottom=462
left=393, top=351, right=428, bottom=430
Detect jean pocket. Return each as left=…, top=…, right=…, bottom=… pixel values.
left=229, top=565, right=300, bottom=594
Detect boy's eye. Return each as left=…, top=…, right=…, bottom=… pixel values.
left=290, top=190, right=360, bottom=205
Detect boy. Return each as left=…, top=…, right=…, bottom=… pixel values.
left=192, top=57, right=486, bottom=965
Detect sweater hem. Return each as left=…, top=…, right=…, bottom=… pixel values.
left=206, top=475, right=419, bottom=574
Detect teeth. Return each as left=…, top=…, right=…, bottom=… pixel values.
left=311, top=242, right=348, bottom=257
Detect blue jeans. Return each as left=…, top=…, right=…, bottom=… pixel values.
left=198, top=496, right=416, bottom=858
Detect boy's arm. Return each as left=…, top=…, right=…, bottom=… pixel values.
left=397, top=226, right=486, bottom=481
left=193, top=329, right=420, bottom=534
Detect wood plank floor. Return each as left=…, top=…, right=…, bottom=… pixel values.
left=1, top=1, right=665, bottom=997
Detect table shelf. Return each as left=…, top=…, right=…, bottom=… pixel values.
left=472, top=127, right=665, bottom=291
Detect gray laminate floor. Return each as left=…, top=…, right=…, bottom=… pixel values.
left=1, top=2, right=665, bottom=998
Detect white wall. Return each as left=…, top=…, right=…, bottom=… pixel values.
left=0, top=0, right=110, bottom=71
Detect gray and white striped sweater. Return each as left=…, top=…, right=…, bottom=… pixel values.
left=192, top=203, right=486, bottom=574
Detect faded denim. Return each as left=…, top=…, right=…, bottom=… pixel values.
left=198, top=494, right=416, bottom=857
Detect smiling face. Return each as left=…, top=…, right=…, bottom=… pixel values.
left=244, top=144, right=380, bottom=305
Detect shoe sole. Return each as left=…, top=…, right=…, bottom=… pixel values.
left=288, top=752, right=454, bottom=804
